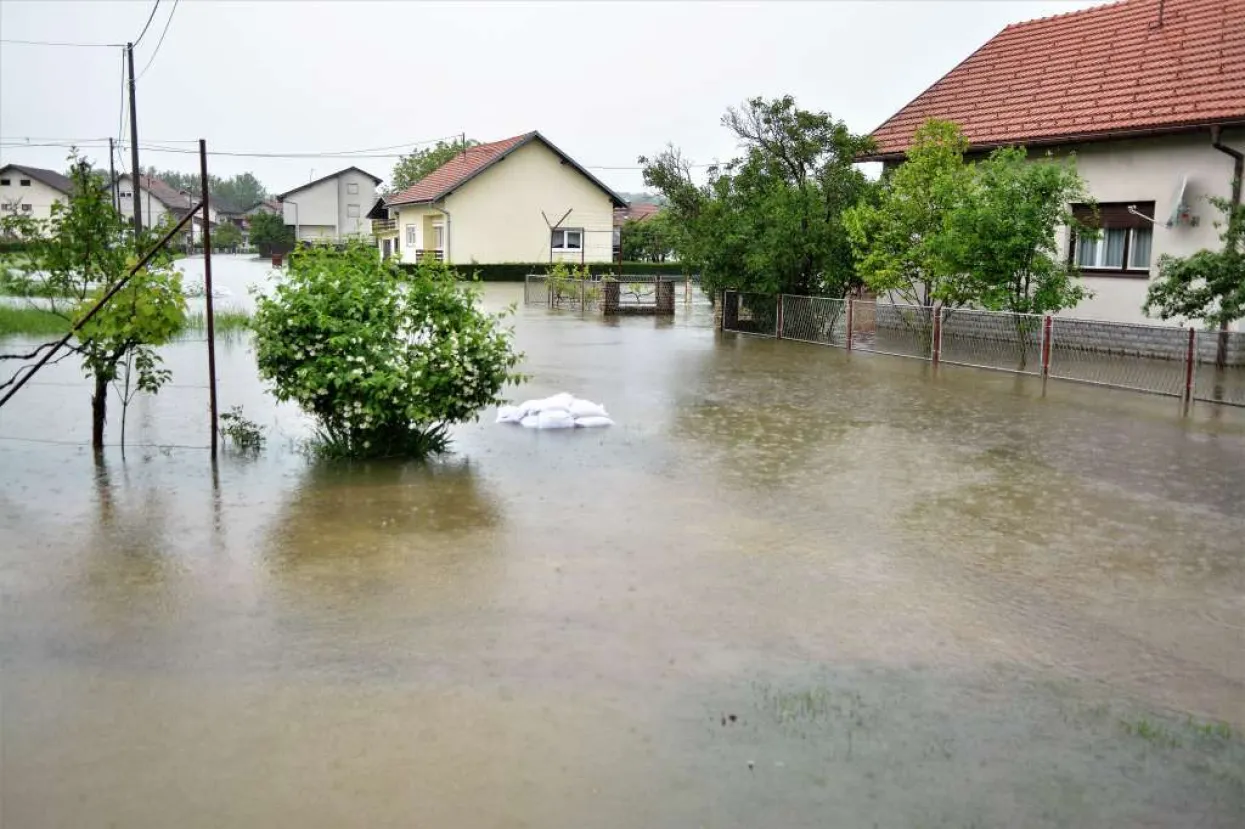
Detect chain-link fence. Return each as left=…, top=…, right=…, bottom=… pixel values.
left=716, top=292, right=1245, bottom=409
left=940, top=308, right=1045, bottom=375
left=780, top=295, right=847, bottom=346
left=1195, top=330, right=1245, bottom=407
left=722, top=291, right=779, bottom=336
left=523, top=274, right=603, bottom=311
left=1048, top=317, right=1191, bottom=397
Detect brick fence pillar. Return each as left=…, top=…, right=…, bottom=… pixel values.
left=656, top=279, right=675, bottom=315
left=603, top=280, right=621, bottom=316
left=713, top=290, right=725, bottom=330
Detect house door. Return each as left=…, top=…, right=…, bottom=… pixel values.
left=382, top=238, right=391, bottom=259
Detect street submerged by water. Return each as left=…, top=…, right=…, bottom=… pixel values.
left=1, top=257, right=1243, bottom=827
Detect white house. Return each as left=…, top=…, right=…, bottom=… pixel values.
left=0, top=164, right=73, bottom=222
left=112, top=173, right=216, bottom=243
left=375, top=131, right=626, bottom=264
left=859, top=0, right=1245, bottom=328
left=276, top=167, right=381, bottom=242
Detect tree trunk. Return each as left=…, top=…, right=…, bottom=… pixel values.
left=92, top=374, right=108, bottom=450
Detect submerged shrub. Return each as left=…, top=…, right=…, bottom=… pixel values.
left=251, top=241, right=522, bottom=458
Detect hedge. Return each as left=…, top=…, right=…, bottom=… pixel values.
left=0, top=240, right=32, bottom=254
left=394, top=261, right=694, bottom=282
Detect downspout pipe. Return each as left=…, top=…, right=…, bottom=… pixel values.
left=1210, top=126, right=1243, bottom=366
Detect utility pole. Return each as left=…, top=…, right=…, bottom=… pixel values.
left=126, top=42, right=142, bottom=235
left=108, top=138, right=117, bottom=212
left=199, top=139, right=219, bottom=457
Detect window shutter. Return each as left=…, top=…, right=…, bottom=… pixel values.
left=1071, top=201, right=1154, bottom=229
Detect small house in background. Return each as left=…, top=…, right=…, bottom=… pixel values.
left=111, top=173, right=216, bottom=244
left=860, top=0, right=1245, bottom=325
left=0, top=164, right=73, bottom=223
left=276, top=167, right=381, bottom=243
left=377, top=131, right=626, bottom=265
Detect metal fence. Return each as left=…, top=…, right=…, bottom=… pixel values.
left=524, top=273, right=687, bottom=313
left=721, top=293, right=1245, bottom=407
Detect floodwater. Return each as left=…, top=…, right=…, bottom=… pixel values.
left=2, top=256, right=1244, bottom=827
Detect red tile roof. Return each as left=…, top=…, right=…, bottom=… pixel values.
left=613, top=202, right=662, bottom=226
left=863, top=0, right=1245, bottom=161
left=385, top=131, right=626, bottom=208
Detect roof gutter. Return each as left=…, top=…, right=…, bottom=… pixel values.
left=1210, top=126, right=1243, bottom=206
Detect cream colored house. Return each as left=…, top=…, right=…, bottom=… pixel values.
left=277, top=167, right=381, bottom=242
left=112, top=173, right=217, bottom=244
left=860, top=0, right=1245, bottom=327
left=377, top=132, right=626, bottom=265
left=0, top=164, right=73, bottom=223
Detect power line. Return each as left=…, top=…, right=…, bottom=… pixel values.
left=0, top=38, right=124, bottom=48
left=133, top=0, right=161, bottom=47
left=134, top=0, right=178, bottom=81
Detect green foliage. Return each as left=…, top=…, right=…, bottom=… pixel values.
left=141, top=167, right=268, bottom=212
left=249, top=211, right=294, bottom=254
left=213, top=222, right=243, bottom=251
left=1144, top=196, right=1245, bottom=328
left=546, top=261, right=601, bottom=308
left=393, top=261, right=691, bottom=281
left=251, top=241, right=523, bottom=458
left=847, top=119, right=1093, bottom=317
left=620, top=212, right=676, bottom=262
left=390, top=139, right=479, bottom=192
left=641, top=96, right=875, bottom=299
left=1, top=153, right=186, bottom=448
left=219, top=406, right=266, bottom=453
left=845, top=119, right=974, bottom=308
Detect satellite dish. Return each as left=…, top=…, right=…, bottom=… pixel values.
left=1166, top=174, right=1189, bottom=227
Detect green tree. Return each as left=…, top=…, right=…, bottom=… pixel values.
left=620, top=212, right=676, bottom=262
left=139, top=167, right=269, bottom=211
left=249, top=211, right=294, bottom=254
left=844, top=119, right=974, bottom=310
left=642, top=96, right=873, bottom=299
left=1144, top=195, right=1245, bottom=329
left=213, top=222, right=243, bottom=251
left=390, top=139, right=479, bottom=192
left=2, top=154, right=186, bottom=449
left=943, top=146, right=1093, bottom=316
left=250, top=242, right=523, bottom=458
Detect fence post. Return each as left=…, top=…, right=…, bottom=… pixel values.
left=1041, top=315, right=1053, bottom=377
left=580, top=278, right=586, bottom=313
left=931, top=307, right=941, bottom=365
left=846, top=299, right=854, bottom=352
left=1184, top=326, right=1196, bottom=404
left=776, top=294, right=784, bottom=339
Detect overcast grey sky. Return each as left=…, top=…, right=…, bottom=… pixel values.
left=1, top=0, right=1106, bottom=196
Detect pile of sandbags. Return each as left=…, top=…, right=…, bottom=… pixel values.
left=495, top=393, right=613, bottom=429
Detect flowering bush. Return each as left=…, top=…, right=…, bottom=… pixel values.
left=251, top=242, right=522, bottom=458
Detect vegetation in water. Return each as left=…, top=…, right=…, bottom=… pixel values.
left=219, top=405, right=266, bottom=453
left=0, top=152, right=186, bottom=450
left=251, top=241, right=523, bottom=459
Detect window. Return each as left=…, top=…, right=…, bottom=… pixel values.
left=19, top=179, right=30, bottom=187
left=119, top=191, right=132, bottom=199
left=0, top=179, right=9, bottom=186
left=0, top=203, right=12, bottom=211
left=347, top=182, right=359, bottom=195
left=406, top=225, right=417, bottom=246
left=346, top=204, right=360, bottom=218
left=433, top=225, right=445, bottom=249
left=1071, top=202, right=1154, bottom=275
left=551, top=228, right=583, bottom=251
left=21, top=204, right=31, bottom=212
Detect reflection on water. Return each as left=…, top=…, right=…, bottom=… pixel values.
left=1, top=264, right=1244, bottom=827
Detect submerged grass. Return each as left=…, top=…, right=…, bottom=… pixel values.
left=0, top=304, right=252, bottom=340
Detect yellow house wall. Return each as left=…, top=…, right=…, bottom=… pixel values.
left=442, top=140, right=616, bottom=264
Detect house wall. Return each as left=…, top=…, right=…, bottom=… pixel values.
left=282, top=177, right=337, bottom=237
left=391, top=205, right=438, bottom=260
left=0, top=175, right=67, bottom=222
left=335, top=170, right=377, bottom=238
left=406, top=140, right=614, bottom=265
left=1049, top=129, right=1245, bottom=329
left=112, top=176, right=171, bottom=230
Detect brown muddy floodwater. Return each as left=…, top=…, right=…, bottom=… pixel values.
left=2, top=257, right=1244, bottom=827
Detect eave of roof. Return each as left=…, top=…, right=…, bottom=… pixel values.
left=277, top=166, right=382, bottom=200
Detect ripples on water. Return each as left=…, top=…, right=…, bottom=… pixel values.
left=1, top=257, right=1243, bottom=827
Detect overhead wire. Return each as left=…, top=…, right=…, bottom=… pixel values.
left=134, top=0, right=178, bottom=81
left=132, top=0, right=162, bottom=47
left=0, top=38, right=124, bottom=48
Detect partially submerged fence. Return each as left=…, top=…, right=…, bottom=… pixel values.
left=524, top=274, right=681, bottom=316
left=722, top=291, right=1245, bottom=408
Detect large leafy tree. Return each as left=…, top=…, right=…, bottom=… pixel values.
left=844, top=119, right=974, bottom=310
left=3, top=154, right=186, bottom=449
left=390, top=139, right=479, bottom=192
left=249, top=211, right=294, bottom=254
left=620, top=213, right=677, bottom=262
left=641, top=96, right=874, bottom=298
left=251, top=242, right=522, bottom=458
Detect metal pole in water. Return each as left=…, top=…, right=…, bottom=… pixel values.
left=1184, top=326, right=1196, bottom=405
left=199, top=139, right=219, bottom=457
left=846, top=298, right=854, bottom=352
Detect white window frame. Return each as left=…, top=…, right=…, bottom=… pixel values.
left=551, top=227, right=583, bottom=251
left=20, top=204, right=31, bottom=212
left=1076, top=226, right=1151, bottom=273
left=346, top=182, right=359, bottom=195
left=346, top=204, right=360, bottom=218
left=405, top=225, right=417, bottom=247
left=432, top=224, right=445, bottom=250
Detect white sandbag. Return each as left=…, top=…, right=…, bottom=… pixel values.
left=568, top=398, right=608, bottom=418
left=520, top=414, right=541, bottom=428
left=495, top=405, right=525, bottom=424
left=537, top=409, right=576, bottom=429
left=574, top=416, right=614, bottom=428
left=536, top=393, right=574, bottom=412
left=516, top=399, right=543, bottom=416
